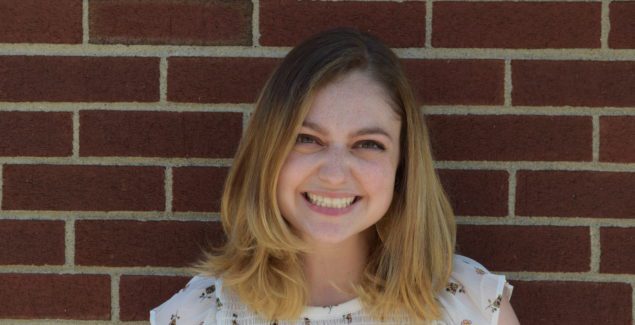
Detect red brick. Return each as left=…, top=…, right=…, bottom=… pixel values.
left=437, top=170, right=508, bottom=217
left=168, top=57, right=280, bottom=103
left=516, top=171, right=635, bottom=218
left=259, top=1, right=425, bottom=48
left=609, top=2, right=635, bottom=49
left=433, top=2, right=600, bottom=49
left=512, top=281, right=632, bottom=324
left=601, top=227, right=635, bottom=274
left=0, top=112, right=72, bottom=157
left=75, top=220, right=224, bottom=267
left=600, top=116, right=635, bottom=163
left=457, top=225, right=590, bottom=272
left=0, top=56, right=159, bottom=102
left=120, top=275, right=189, bottom=321
left=402, top=59, right=504, bottom=105
left=0, top=220, right=65, bottom=265
left=2, top=165, right=164, bottom=211
left=0, top=0, right=82, bottom=43
left=173, top=167, right=229, bottom=212
left=426, top=115, right=592, bottom=161
left=0, top=274, right=110, bottom=319
left=80, top=111, right=242, bottom=158
left=512, top=60, right=635, bottom=107
left=90, top=0, right=252, bottom=45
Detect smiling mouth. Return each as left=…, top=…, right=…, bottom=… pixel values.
left=303, top=192, right=361, bottom=209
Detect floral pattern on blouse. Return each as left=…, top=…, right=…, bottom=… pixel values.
left=486, top=294, right=503, bottom=313
left=446, top=281, right=466, bottom=295
left=150, top=255, right=513, bottom=325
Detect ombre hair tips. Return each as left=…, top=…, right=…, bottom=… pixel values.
left=196, top=28, right=456, bottom=322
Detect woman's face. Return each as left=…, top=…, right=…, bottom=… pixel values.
left=276, top=71, right=401, bottom=245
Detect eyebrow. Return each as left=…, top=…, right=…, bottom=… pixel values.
left=302, top=121, right=394, bottom=142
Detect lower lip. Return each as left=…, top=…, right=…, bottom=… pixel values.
left=303, top=194, right=358, bottom=217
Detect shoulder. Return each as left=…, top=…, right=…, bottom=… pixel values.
left=437, top=255, right=514, bottom=325
left=150, top=275, right=219, bottom=325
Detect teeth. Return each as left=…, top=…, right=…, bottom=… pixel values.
left=306, top=193, right=356, bottom=209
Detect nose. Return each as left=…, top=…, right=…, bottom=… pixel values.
left=317, top=145, right=350, bottom=185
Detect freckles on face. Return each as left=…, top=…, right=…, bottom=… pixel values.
left=275, top=71, right=402, bottom=245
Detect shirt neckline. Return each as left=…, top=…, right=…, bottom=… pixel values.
left=301, top=297, right=363, bottom=320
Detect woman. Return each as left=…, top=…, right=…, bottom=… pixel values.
left=151, top=28, right=519, bottom=324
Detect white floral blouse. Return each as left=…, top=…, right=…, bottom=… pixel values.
left=150, top=255, right=513, bottom=325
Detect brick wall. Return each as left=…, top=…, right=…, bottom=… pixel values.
left=0, top=0, right=632, bottom=324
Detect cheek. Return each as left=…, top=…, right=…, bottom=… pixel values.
left=355, top=158, right=398, bottom=194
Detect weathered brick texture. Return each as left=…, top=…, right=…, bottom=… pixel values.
left=402, top=59, right=504, bottom=105
left=75, top=220, right=224, bottom=267
left=609, top=2, right=635, bottom=49
left=119, top=275, right=190, bottom=321
left=90, top=0, right=252, bottom=45
left=457, top=225, right=590, bottom=272
left=511, top=281, right=632, bottom=324
left=0, top=220, right=65, bottom=265
left=437, top=169, right=508, bottom=217
left=2, top=165, right=165, bottom=211
left=512, top=60, right=635, bottom=107
left=0, top=0, right=82, bottom=43
left=600, top=116, right=635, bottom=163
left=80, top=111, right=242, bottom=158
left=259, top=0, right=426, bottom=47
left=516, top=171, right=635, bottom=218
left=168, top=57, right=280, bottom=103
left=600, top=227, right=635, bottom=274
left=426, top=115, right=593, bottom=161
left=433, top=2, right=601, bottom=49
left=0, top=56, right=159, bottom=102
left=0, top=274, right=111, bottom=319
left=173, top=167, right=229, bottom=212
left=0, top=112, right=72, bottom=156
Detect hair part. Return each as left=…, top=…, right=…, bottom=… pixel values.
left=195, top=28, right=456, bottom=322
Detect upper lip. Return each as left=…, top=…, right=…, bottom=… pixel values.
left=303, top=191, right=360, bottom=198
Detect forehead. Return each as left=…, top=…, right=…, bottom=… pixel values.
left=303, top=71, right=401, bottom=131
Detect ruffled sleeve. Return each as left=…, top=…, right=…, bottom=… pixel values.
left=150, top=276, right=218, bottom=325
left=437, top=255, right=513, bottom=325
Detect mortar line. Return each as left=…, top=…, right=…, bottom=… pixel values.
left=252, top=0, right=261, bottom=47
left=165, top=167, right=173, bottom=214
left=592, top=115, right=600, bottom=162
left=73, top=110, right=80, bottom=159
left=5, top=212, right=634, bottom=227
left=65, top=218, right=75, bottom=267
left=0, top=103, right=250, bottom=113
left=1, top=266, right=632, bottom=283
left=590, top=225, right=601, bottom=273
left=242, top=110, right=251, bottom=134
left=504, top=59, right=512, bottom=107
left=82, top=0, right=89, bottom=44
left=5, top=45, right=635, bottom=59
left=111, top=273, right=121, bottom=322
left=601, top=1, right=611, bottom=49
left=507, top=168, right=517, bottom=218
left=0, top=157, right=234, bottom=167
left=425, top=0, right=433, bottom=48
left=3, top=102, right=635, bottom=115
left=160, top=57, right=168, bottom=103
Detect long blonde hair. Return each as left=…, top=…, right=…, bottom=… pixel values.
left=196, top=28, right=456, bottom=321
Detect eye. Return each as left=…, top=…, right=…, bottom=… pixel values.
left=355, top=140, right=385, bottom=150
left=296, top=134, right=319, bottom=145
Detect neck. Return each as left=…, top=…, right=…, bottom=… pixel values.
left=302, top=229, right=376, bottom=306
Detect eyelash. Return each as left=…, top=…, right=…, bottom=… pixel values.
left=295, top=134, right=385, bottom=151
